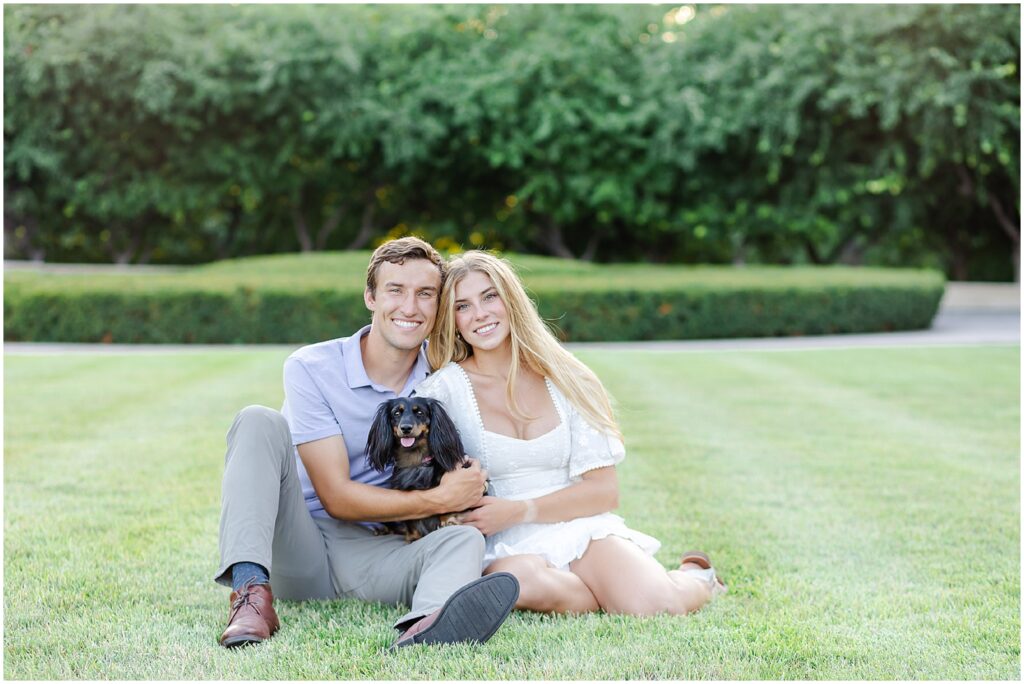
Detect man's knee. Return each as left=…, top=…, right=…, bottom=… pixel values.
left=233, top=404, right=289, bottom=431
left=424, top=524, right=485, bottom=558
left=229, top=405, right=291, bottom=443
left=224, top=405, right=294, bottom=472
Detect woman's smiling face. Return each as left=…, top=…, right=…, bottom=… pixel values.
left=453, top=270, right=509, bottom=352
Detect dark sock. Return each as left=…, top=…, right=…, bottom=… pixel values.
left=231, top=562, right=269, bottom=592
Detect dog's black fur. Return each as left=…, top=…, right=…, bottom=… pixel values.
left=365, top=397, right=467, bottom=541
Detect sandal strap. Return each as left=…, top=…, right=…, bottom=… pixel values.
left=680, top=564, right=728, bottom=597
left=681, top=565, right=718, bottom=589
left=679, top=550, right=712, bottom=569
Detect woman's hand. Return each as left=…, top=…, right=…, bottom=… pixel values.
left=457, top=467, right=618, bottom=534
left=458, top=496, right=527, bottom=536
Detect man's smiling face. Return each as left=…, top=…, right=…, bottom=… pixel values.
left=364, top=258, right=442, bottom=352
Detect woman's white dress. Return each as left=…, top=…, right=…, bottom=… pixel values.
left=414, top=362, right=660, bottom=570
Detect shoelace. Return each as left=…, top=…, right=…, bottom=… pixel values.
left=231, top=582, right=265, bottom=617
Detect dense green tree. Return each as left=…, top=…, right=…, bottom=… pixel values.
left=4, top=4, right=1019, bottom=279
left=663, top=4, right=1020, bottom=277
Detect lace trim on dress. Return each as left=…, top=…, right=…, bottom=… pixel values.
left=453, top=364, right=569, bottom=450
left=544, top=376, right=566, bottom=433
left=485, top=422, right=563, bottom=442
left=452, top=363, right=489, bottom=467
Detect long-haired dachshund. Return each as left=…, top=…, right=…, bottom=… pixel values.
left=365, top=397, right=468, bottom=542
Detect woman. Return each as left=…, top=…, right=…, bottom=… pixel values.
left=414, top=250, right=726, bottom=615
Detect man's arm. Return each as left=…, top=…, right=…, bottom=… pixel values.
left=297, top=435, right=487, bottom=522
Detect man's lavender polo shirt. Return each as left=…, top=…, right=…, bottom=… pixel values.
left=280, top=324, right=431, bottom=521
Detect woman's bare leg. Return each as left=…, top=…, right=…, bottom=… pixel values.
left=569, top=536, right=712, bottom=616
left=486, top=554, right=600, bottom=614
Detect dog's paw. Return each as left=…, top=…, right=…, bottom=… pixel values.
left=438, top=513, right=461, bottom=527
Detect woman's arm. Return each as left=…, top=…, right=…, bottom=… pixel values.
left=458, top=466, right=619, bottom=536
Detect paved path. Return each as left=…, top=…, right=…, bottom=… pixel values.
left=938, top=281, right=1019, bottom=311
left=567, top=310, right=1018, bottom=353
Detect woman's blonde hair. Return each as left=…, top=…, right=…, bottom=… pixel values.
left=428, top=250, right=622, bottom=441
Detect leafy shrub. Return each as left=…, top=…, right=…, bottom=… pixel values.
left=3, top=254, right=944, bottom=343
left=4, top=5, right=1019, bottom=280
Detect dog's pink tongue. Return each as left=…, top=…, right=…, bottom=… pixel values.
left=400, top=437, right=416, bottom=448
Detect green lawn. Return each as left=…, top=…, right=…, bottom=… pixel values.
left=3, top=345, right=1019, bottom=679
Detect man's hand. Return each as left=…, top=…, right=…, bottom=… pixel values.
left=431, top=457, right=487, bottom=513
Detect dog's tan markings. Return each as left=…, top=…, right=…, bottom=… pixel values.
left=396, top=451, right=426, bottom=469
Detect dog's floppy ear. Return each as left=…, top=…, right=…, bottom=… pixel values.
left=365, top=401, right=396, bottom=471
left=425, top=398, right=465, bottom=471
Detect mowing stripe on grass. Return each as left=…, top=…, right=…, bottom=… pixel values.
left=4, top=347, right=1018, bottom=679
left=580, top=347, right=1019, bottom=679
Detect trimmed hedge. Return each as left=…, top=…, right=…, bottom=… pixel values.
left=545, top=286, right=943, bottom=342
left=4, top=254, right=945, bottom=344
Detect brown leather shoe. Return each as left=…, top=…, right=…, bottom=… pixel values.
left=219, top=583, right=280, bottom=648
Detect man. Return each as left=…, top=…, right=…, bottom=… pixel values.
left=215, top=237, right=519, bottom=649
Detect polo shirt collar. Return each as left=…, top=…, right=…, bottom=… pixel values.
left=344, top=324, right=431, bottom=395
left=406, top=345, right=431, bottom=390
left=343, top=325, right=374, bottom=389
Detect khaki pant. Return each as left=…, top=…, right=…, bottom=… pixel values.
left=214, top=405, right=486, bottom=628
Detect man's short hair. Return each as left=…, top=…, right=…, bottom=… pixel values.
left=366, top=236, right=446, bottom=296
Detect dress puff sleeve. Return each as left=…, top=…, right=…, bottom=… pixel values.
left=412, top=367, right=451, bottom=406
left=565, top=394, right=626, bottom=481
